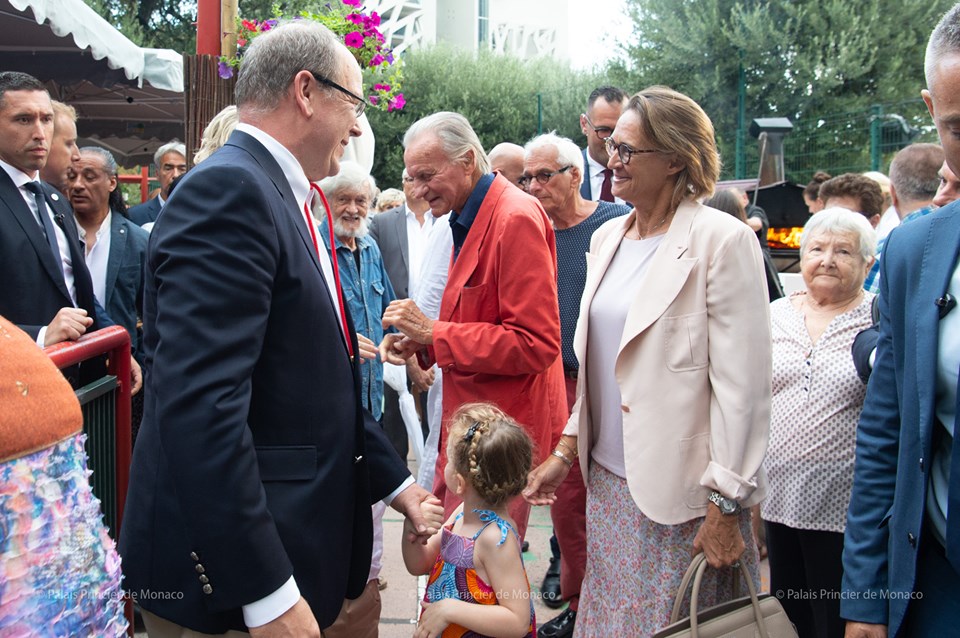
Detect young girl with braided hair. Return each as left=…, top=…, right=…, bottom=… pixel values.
left=403, top=402, right=537, bottom=638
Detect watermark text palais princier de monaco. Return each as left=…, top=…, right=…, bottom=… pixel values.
left=45, top=587, right=184, bottom=601
left=775, top=588, right=923, bottom=601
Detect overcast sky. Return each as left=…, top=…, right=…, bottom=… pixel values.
left=566, top=0, right=632, bottom=70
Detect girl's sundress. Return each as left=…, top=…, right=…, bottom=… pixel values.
left=423, top=509, right=536, bottom=638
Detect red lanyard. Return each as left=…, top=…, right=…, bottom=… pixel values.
left=304, top=183, right=353, bottom=358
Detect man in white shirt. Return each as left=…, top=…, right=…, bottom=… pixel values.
left=118, top=22, right=441, bottom=638
left=67, top=147, right=149, bottom=362
left=578, top=86, right=628, bottom=206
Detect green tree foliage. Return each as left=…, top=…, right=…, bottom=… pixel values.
left=366, top=44, right=603, bottom=189
left=608, top=0, right=954, bottom=180
left=87, top=0, right=196, bottom=52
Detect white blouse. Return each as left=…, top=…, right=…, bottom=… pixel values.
left=586, top=235, right=663, bottom=478
left=761, top=291, right=875, bottom=532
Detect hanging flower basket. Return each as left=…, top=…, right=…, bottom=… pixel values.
left=218, top=1, right=405, bottom=112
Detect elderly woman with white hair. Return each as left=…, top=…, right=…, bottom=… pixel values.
left=761, top=208, right=877, bottom=638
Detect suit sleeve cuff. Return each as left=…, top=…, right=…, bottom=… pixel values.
left=384, top=476, right=415, bottom=506
left=241, top=577, right=299, bottom=628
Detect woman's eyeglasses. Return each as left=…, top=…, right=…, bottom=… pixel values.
left=604, top=138, right=660, bottom=165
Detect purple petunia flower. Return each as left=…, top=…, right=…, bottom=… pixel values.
left=369, top=54, right=385, bottom=67
left=342, top=0, right=362, bottom=6
left=386, top=53, right=394, bottom=64
left=218, top=61, right=234, bottom=79
left=344, top=31, right=364, bottom=48
left=373, top=83, right=390, bottom=92
left=346, top=13, right=363, bottom=24
left=368, top=11, right=381, bottom=27
left=369, top=95, right=379, bottom=105
left=387, top=93, right=406, bottom=111
left=263, top=19, right=278, bottom=30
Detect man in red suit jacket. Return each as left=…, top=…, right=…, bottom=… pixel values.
left=381, top=112, right=567, bottom=539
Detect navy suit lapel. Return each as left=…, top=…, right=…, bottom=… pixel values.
left=226, top=131, right=325, bottom=280
left=103, top=212, right=127, bottom=308
left=916, top=209, right=960, bottom=444
left=0, top=171, right=71, bottom=298
left=580, top=148, right=592, bottom=199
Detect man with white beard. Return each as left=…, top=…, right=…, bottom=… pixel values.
left=317, top=160, right=397, bottom=604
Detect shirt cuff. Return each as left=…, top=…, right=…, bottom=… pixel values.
left=36, top=326, right=47, bottom=347
left=869, top=348, right=876, bottom=369
left=241, top=577, right=300, bottom=628
left=384, top=476, right=415, bottom=506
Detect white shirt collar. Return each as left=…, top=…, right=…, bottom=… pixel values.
left=0, top=157, right=38, bottom=188
left=235, top=123, right=310, bottom=212
left=585, top=152, right=607, bottom=174
left=78, top=211, right=112, bottom=244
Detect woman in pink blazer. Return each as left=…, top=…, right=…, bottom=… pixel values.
left=525, top=86, right=772, bottom=636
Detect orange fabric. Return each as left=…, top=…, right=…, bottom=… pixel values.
left=425, top=174, right=567, bottom=531
left=0, top=315, right=82, bottom=462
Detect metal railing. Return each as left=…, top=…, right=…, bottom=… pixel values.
left=44, top=326, right=133, bottom=538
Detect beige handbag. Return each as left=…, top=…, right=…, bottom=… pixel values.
left=652, top=553, right=798, bottom=638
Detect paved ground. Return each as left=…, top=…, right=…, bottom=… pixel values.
left=136, top=450, right=768, bottom=637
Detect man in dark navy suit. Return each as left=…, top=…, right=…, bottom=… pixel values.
left=126, top=141, right=187, bottom=227
left=578, top=86, right=627, bottom=205
left=842, top=5, right=960, bottom=636
left=118, top=21, right=439, bottom=638
left=0, top=72, right=140, bottom=391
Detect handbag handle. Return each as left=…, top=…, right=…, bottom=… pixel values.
left=669, top=553, right=770, bottom=638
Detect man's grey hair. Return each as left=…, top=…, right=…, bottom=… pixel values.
left=317, top=161, right=376, bottom=199
left=925, top=4, right=960, bottom=89
left=889, top=143, right=944, bottom=203
left=154, top=141, right=186, bottom=168
left=403, top=112, right=491, bottom=175
left=80, top=146, right=119, bottom=176
left=235, top=20, right=342, bottom=112
left=524, top=132, right=585, bottom=186
left=800, top=207, right=877, bottom=262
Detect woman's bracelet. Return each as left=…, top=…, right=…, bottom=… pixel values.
left=551, top=449, right=574, bottom=467
left=557, top=439, right=578, bottom=457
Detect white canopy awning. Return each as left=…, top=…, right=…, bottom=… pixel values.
left=0, top=0, right=185, bottom=166
left=3, top=0, right=182, bottom=91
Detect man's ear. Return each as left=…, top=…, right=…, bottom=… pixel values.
left=292, top=70, right=316, bottom=117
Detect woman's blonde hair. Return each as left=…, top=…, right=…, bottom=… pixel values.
left=626, top=86, right=720, bottom=208
left=194, top=105, right=239, bottom=164
left=447, top=403, right=533, bottom=509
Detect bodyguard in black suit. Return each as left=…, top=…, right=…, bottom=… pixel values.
left=0, top=73, right=136, bottom=388
left=118, top=22, right=439, bottom=637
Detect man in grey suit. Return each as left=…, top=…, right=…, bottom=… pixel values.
left=369, top=168, right=435, bottom=456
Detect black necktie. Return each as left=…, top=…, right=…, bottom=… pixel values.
left=23, top=181, right=64, bottom=278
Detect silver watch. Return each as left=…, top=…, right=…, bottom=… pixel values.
left=708, top=491, right=741, bottom=515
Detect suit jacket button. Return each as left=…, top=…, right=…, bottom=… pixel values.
left=190, top=552, right=199, bottom=561
left=195, top=564, right=205, bottom=573
left=908, top=533, right=916, bottom=547
left=202, top=584, right=213, bottom=595
left=919, top=457, right=924, bottom=471
left=199, top=575, right=209, bottom=584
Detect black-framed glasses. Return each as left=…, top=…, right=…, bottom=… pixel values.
left=311, top=71, right=367, bottom=117
left=518, top=165, right=574, bottom=189
left=604, top=138, right=659, bottom=165
left=582, top=113, right=614, bottom=140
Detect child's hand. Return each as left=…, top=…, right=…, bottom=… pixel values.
left=415, top=600, right=453, bottom=638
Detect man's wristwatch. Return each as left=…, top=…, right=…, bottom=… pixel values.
left=708, top=491, right=741, bottom=515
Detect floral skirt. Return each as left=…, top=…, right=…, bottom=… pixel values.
left=0, top=433, right=128, bottom=637
left=575, top=462, right=759, bottom=638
